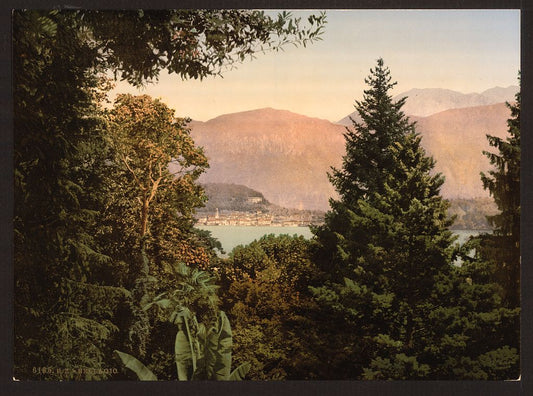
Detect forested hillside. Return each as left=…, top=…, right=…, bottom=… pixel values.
left=448, top=198, right=498, bottom=230
left=199, top=183, right=270, bottom=212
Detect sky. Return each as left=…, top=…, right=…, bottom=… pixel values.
left=109, top=9, right=520, bottom=122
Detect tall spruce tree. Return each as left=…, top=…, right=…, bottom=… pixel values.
left=429, top=78, right=522, bottom=380
left=478, top=80, right=521, bottom=307
left=311, top=59, right=456, bottom=379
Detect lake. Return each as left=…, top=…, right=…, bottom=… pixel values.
left=198, top=225, right=313, bottom=256
left=197, top=225, right=488, bottom=256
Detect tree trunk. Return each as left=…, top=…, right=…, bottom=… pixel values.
left=140, top=197, right=149, bottom=237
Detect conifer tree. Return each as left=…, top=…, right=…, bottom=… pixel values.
left=430, top=78, right=522, bottom=380
left=479, top=80, right=521, bottom=307
left=421, top=255, right=520, bottom=379
left=311, top=58, right=456, bottom=379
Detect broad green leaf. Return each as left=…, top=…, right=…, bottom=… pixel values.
left=229, top=362, right=251, bottom=381
left=169, top=311, right=178, bottom=324
left=197, top=323, right=207, bottom=342
left=205, top=325, right=220, bottom=379
left=215, top=311, right=233, bottom=380
left=114, top=350, right=157, bottom=381
left=175, top=329, right=192, bottom=380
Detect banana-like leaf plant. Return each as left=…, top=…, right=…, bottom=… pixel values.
left=115, top=263, right=250, bottom=380
left=114, top=310, right=250, bottom=380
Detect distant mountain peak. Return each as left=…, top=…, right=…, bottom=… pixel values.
left=338, top=85, right=518, bottom=123
left=205, top=107, right=335, bottom=125
left=188, top=109, right=346, bottom=211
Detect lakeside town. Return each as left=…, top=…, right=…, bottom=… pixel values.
left=195, top=207, right=325, bottom=227
left=194, top=190, right=497, bottom=230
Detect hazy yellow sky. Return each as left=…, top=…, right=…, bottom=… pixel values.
left=109, top=9, right=520, bottom=122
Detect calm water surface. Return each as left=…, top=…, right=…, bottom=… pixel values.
left=198, top=225, right=487, bottom=256
left=198, top=225, right=313, bottom=256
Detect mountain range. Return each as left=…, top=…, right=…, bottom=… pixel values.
left=184, top=87, right=515, bottom=211
left=338, top=85, right=518, bottom=124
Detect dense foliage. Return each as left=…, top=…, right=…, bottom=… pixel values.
left=83, top=10, right=326, bottom=84
left=97, top=94, right=214, bottom=372
left=219, top=234, right=323, bottom=380
left=116, top=263, right=251, bottom=381
left=308, top=59, right=456, bottom=379
left=13, top=9, right=326, bottom=380
left=14, top=10, right=127, bottom=379
left=439, top=76, right=522, bottom=379
left=477, top=82, right=521, bottom=308
left=302, top=59, right=518, bottom=380
left=13, top=9, right=519, bottom=382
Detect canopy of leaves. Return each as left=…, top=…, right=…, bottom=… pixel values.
left=13, top=10, right=130, bottom=379
left=83, top=9, right=327, bottom=84
left=107, top=94, right=208, bottom=237
left=219, top=234, right=323, bottom=380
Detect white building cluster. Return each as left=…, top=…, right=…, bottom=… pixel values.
left=195, top=208, right=323, bottom=227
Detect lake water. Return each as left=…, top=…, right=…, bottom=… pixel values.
left=453, top=229, right=491, bottom=244
left=198, top=225, right=313, bottom=255
left=198, top=225, right=487, bottom=256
